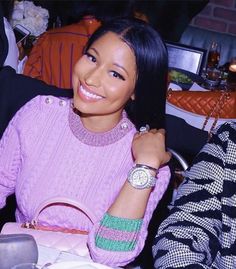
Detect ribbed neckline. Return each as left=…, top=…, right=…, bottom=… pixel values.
left=68, top=105, right=134, bottom=146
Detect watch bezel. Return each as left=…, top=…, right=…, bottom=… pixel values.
left=128, top=166, right=156, bottom=189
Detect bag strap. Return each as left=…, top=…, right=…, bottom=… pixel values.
left=32, top=196, right=97, bottom=224
left=202, top=91, right=230, bottom=134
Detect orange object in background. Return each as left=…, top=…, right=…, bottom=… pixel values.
left=207, top=50, right=220, bottom=68
left=207, top=41, right=221, bottom=68
left=23, top=17, right=101, bottom=89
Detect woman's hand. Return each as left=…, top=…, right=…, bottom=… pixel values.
left=108, top=128, right=171, bottom=219
left=132, top=128, right=171, bottom=170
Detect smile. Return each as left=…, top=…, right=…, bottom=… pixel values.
left=79, top=85, right=104, bottom=100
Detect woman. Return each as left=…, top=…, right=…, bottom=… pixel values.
left=0, top=18, right=171, bottom=267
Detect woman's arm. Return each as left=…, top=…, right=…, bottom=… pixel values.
left=153, top=122, right=236, bottom=268
left=0, top=115, right=22, bottom=208
left=88, top=129, right=171, bottom=266
left=108, top=129, right=171, bottom=219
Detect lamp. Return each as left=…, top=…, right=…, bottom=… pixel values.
left=227, top=57, right=236, bottom=85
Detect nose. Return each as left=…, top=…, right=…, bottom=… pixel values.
left=84, top=67, right=102, bottom=87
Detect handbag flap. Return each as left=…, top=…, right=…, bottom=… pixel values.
left=167, top=90, right=236, bottom=118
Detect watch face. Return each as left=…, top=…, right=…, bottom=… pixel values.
left=130, top=168, right=149, bottom=189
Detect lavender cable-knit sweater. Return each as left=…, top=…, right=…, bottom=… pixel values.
left=0, top=96, right=170, bottom=267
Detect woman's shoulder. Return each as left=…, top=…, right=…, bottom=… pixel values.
left=20, top=95, right=70, bottom=109
left=212, top=121, right=236, bottom=142
left=207, top=122, right=236, bottom=158
left=12, top=96, right=71, bottom=125
left=46, top=22, right=92, bottom=39
left=191, top=121, right=236, bottom=172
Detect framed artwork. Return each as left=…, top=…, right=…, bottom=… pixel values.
left=166, top=42, right=207, bottom=75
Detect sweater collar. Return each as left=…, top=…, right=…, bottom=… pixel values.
left=68, top=104, right=134, bottom=146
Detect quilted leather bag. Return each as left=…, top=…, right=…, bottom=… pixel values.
left=167, top=89, right=236, bottom=132
left=1, top=197, right=97, bottom=257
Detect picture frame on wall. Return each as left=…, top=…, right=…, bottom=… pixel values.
left=166, top=41, right=207, bottom=75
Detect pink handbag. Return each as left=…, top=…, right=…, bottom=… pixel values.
left=1, top=197, right=97, bottom=257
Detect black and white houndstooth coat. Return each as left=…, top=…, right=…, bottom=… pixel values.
left=153, top=121, right=236, bottom=269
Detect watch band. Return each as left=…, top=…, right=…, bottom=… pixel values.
left=135, top=163, right=158, bottom=174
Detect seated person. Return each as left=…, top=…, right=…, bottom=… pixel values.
left=1, top=4, right=207, bottom=162
left=23, top=1, right=134, bottom=88
left=153, top=121, right=236, bottom=269
left=0, top=18, right=171, bottom=267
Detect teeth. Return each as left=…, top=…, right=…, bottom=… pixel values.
left=80, top=85, right=103, bottom=100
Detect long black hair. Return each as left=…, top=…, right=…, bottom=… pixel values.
left=85, top=18, right=168, bottom=130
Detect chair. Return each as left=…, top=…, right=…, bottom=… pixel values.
left=168, top=148, right=189, bottom=204
left=168, top=148, right=189, bottom=171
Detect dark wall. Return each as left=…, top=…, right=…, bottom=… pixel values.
left=135, top=0, right=209, bottom=42
left=33, top=0, right=208, bottom=42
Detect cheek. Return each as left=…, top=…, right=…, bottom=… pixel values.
left=110, top=84, right=135, bottom=103
left=72, top=60, right=83, bottom=90
left=73, top=59, right=82, bottom=77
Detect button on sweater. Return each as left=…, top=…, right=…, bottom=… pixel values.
left=0, top=96, right=170, bottom=267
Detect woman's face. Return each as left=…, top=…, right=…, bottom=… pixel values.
left=72, top=32, right=137, bottom=129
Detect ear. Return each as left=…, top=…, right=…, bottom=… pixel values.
left=130, top=93, right=135, bottom=100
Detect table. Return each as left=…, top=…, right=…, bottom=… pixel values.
left=38, top=245, right=118, bottom=269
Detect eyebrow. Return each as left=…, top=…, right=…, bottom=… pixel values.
left=89, top=47, right=129, bottom=76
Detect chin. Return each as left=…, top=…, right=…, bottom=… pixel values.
left=73, top=100, right=92, bottom=115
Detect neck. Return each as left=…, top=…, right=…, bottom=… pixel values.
left=73, top=108, right=123, bottom=133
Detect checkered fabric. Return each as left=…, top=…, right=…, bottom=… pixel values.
left=153, top=121, right=236, bottom=269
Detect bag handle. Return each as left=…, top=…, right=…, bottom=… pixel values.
left=202, top=91, right=230, bottom=134
left=32, top=196, right=97, bottom=224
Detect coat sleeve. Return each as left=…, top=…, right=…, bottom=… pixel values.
left=87, top=166, right=171, bottom=268
left=153, top=122, right=236, bottom=268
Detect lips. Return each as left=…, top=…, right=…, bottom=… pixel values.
left=78, top=84, right=104, bottom=101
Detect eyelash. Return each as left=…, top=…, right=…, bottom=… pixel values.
left=85, top=52, right=125, bottom=81
left=111, top=71, right=125, bottom=81
left=85, top=52, right=96, bottom=63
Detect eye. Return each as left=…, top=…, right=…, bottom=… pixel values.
left=85, top=52, right=96, bottom=63
left=110, top=71, right=125, bottom=81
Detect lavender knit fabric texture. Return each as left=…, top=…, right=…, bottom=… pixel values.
left=0, top=96, right=171, bottom=267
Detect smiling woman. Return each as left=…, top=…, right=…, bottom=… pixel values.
left=0, top=18, right=171, bottom=267
left=72, top=31, right=136, bottom=132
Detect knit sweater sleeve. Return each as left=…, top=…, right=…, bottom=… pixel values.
left=0, top=110, right=22, bottom=208
left=87, top=165, right=171, bottom=267
left=0, top=96, right=41, bottom=209
left=153, top=122, right=236, bottom=268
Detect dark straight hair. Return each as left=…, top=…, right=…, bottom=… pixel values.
left=85, top=18, right=168, bottom=130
